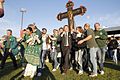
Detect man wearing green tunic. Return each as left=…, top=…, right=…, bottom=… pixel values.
left=0, top=29, right=18, bottom=69
left=28, top=24, right=42, bottom=76
left=24, top=26, right=41, bottom=78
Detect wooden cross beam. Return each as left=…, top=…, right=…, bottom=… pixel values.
left=57, top=1, right=87, bottom=31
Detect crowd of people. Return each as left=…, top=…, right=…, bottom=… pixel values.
left=0, top=22, right=120, bottom=78
left=0, top=0, right=120, bottom=79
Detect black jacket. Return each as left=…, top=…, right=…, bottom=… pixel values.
left=72, top=32, right=86, bottom=51
left=108, top=39, right=118, bottom=50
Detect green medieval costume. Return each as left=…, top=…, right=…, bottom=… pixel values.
left=24, top=33, right=41, bottom=66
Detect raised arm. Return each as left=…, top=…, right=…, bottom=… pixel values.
left=0, top=0, right=4, bottom=18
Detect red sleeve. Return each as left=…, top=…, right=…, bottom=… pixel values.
left=0, top=8, right=4, bottom=18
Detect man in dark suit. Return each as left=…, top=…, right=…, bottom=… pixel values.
left=61, top=25, right=72, bottom=75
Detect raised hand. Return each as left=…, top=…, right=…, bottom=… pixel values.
left=0, top=0, right=4, bottom=3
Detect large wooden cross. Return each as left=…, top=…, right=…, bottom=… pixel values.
left=57, top=1, right=87, bottom=31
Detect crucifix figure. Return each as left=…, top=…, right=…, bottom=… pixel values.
left=57, top=1, right=87, bottom=31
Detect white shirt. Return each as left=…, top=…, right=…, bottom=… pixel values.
left=76, top=32, right=82, bottom=38
left=42, top=34, right=48, bottom=50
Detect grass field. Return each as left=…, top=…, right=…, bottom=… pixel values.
left=0, top=58, right=120, bottom=80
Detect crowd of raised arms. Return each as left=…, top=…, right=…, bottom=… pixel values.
left=0, top=22, right=120, bottom=78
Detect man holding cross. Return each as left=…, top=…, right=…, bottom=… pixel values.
left=57, top=0, right=86, bottom=75
left=60, top=25, right=72, bottom=75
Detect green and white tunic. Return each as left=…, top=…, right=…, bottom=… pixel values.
left=24, top=33, right=41, bottom=66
